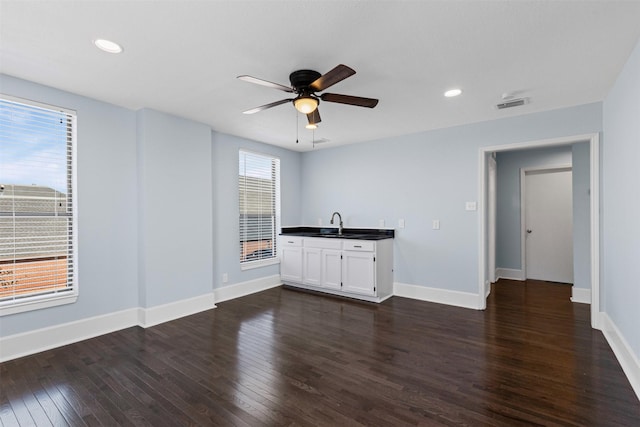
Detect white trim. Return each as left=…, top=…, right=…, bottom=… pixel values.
left=0, top=307, right=138, bottom=363
left=0, top=292, right=217, bottom=362
left=520, top=164, right=573, bottom=282
left=240, top=257, right=280, bottom=271
left=394, top=282, right=482, bottom=310
left=495, top=268, right=526, bottom=281
left=601, top=313, right=640, bottom=401
left=485, top=280, right=491, bottom=298
left=138, top=293, right=216, bottom=328
left=478, top=133, right=600, bottom=328
left=570, top=286, right=591, bottom=304
left=589, top=134, right=601, bottom=329
left=0, top=293, right=77, bottom=316
left=214, top=274, right=281, bottom=303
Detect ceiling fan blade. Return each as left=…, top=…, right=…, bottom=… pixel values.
left=310, top=64, right=356, bottom=92
left=307, top=109, right=321, bottom=125
left=320, top=93, right=379, bottom=108
left=242, top=98, right=293, bottom=114
left=237, top=75, right=294, bottom=93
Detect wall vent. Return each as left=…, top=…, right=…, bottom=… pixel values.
left=496, top=97, right=528, bottom=109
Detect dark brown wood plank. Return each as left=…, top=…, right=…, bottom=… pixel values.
left=1, top=280, right=639, bottom=426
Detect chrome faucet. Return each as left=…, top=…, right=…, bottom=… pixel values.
left=330, top=211, right=343, bottom=235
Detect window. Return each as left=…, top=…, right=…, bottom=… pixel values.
left=0, top=95, right=77, bottom=315
left=239, top=150, right=280, bottom=268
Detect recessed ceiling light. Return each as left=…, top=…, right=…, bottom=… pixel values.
left=94, top=39, right=123, bottom=54
left=444, top=88, right=462, bottom=98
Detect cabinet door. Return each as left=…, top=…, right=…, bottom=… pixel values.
left=303, top=247, right=322, bottom=286
left=342, top=251, right=376, bottom=296
left=321, top=249, right=342, bottom=290
left=280, top=247, right=302, bottom=282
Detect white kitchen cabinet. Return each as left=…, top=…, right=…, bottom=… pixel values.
left=321, top=249, right=342, bottom=290
left=280, top=235, right=394, bottom=303
left=302, top=247, right=322, bottom=286
left=280, top=237, right=303, bottom=282
left=342, top=250, right=376, bottom=296
left=303, top=238, right=342, bottom=289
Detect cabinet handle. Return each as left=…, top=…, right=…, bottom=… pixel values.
left=353, top=245, right=362, bottom=248
left=288, top=241, right=294, bottom=243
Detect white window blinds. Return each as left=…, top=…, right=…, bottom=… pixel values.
left=0, top=95, right=77, bottom=311
left=239, top=150, right=280, bottom=264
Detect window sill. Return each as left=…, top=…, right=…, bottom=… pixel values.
left=240, top=257, right=280, bottom=271
left=0, top=292, right=78, bottom=317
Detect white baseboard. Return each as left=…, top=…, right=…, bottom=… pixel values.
left=485, top=280, right=491, bottom=298
left=495, top=268, right=525, bottom=281
left=394, top=282, right=482, bottom=310
left=0, top=307, right=139, bottom=363
left=570, top=286, right=591, bottom=304
left=138, top=293, right=216, bottom=328
left=214, top=274, right=281, bottom=304
left=601, top=313, right=640, bottom=401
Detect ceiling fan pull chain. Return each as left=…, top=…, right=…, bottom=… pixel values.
left=296, top=111, right=299, bottom=144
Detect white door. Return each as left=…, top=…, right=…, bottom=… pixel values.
left=342, top=251, right=375, bottom=296
left=524, top=168, right=573, bottom=283
left=302, top=247, right=322, bottom=286
left=321, top=249, right=342, bottom=290
left=281, top=247, right=302, bottom=282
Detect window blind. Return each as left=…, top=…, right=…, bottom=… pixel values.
left=239, top=150, right=279, bottom=263
left=0, top=96, right=77, bottom=308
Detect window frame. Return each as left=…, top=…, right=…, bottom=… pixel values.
left=0, top=94, right=78, bottom=316
left=238, top=149, right=281, bottom=271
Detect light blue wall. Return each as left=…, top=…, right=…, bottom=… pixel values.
left=0, top=76, right=303, bottom=338
left=0, top=75, right=139, bottom=336
left=603, top=39, right=640, bottom=360
left=572, top=142, right=591, bottom=291
left=495, top=146, right=573, bottom=271
left=211, top=131, right=302, bottom=288
left=299, top=103, right=602, bottom=294
left=136, top=109, right=213, bottom=307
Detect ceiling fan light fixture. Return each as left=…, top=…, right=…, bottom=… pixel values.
left=305, top=123, right=318, bottom=130
left=294, top=96, right=318, bottom=114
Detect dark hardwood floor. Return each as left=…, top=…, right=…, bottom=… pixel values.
left=1, top=279, right=639, bottom=426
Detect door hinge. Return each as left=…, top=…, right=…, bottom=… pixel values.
left=373, top=257, right=376, bottom=262
left=374, top=287, right=376, bottom=291
left=340, top=255, right=343, bottom=259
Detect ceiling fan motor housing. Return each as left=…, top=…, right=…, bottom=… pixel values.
left=289, top=70, right=321, bottom=93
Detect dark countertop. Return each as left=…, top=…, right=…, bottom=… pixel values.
left=281, top=226, right=394, bottom=240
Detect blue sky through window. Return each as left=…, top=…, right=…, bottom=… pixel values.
left=0, top=99, right=68, bottom=194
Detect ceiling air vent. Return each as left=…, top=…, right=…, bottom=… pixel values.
left=496, top=97, right=528, bottom=110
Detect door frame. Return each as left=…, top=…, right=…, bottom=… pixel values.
left=520, top=165, right=573, bottom=281
left=478, top=133, right=601, bottom=329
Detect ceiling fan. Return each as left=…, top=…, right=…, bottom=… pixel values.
left=237, top=64, right=378, bottom=129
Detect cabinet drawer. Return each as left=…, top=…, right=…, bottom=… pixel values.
left=281, top=236, right=303, bottom=247
left=304, top=237, right=342, bottom=250
left=343, top=240, right=375, bottom=252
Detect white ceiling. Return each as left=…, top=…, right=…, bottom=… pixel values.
left=1, top=1, right=640, bottom=152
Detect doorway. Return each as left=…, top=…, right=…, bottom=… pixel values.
left=478, top=133, right=600, bottom=329
left=522, top=167, right=573, bottom=283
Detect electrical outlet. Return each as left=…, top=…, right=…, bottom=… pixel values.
left=379, top=219, right=385, bottom=227
left=317, top=218, right=323, bottom=226
left=465, top=201, right=477, bottom=211
left=432, top=220, right=440, bottom=230
left=398, top=219, right=405, bottom=228
left=222, top=273, right=228, bottom=283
